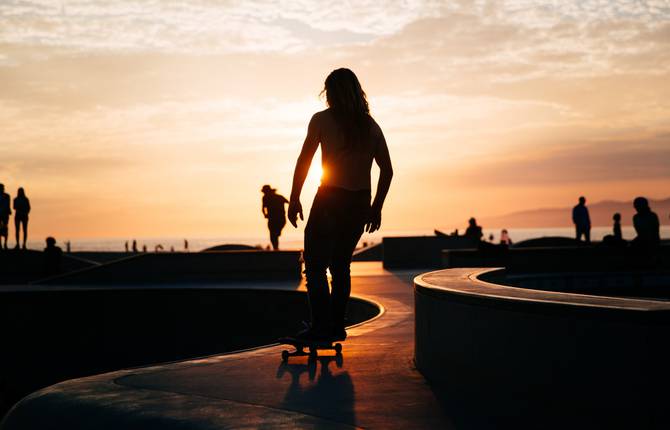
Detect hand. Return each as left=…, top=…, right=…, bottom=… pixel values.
left=288, top=200, right=303, bottom=228
left=365, top=206, right=382, bottom=233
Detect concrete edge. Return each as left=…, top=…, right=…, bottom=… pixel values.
left=414, top=267, right=670, bottom=312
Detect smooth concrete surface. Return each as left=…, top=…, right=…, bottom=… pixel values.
left=383, top=236, right=476, bottom=269
left=70, top=252, right=135, bottom=264
left=497, top=270, right=670, bottom=299
left=38, top=250, right=303, bottom=284
left=3, top=263, right=459, bottom=430
left=7, top=264, right=669, bottom=429
left=0, top=286, right=377, bottom=417
left=442, top=245, right=670, bottom=272
left=0, top=250, right=96, bottom=284
left=415, top=268, right=670, bottom=428
left=351, top=242, right=383, bottom=261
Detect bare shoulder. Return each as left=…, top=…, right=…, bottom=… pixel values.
left=307, top=109, right=330, bottom=132
left=369, top=115, right=384, bottom=138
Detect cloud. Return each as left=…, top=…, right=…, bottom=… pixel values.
left=0, top=0, right=669, bottom=235
left=453, top=135, right=670, bottom=187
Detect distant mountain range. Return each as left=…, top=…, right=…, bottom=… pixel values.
left=480, top=197, right=670, bottom=228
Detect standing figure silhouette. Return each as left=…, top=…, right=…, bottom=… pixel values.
left=572, top=196, right=591, bottom=243
left=0, top=184, right=11, bottom=250
left=632, top=197, right=660, bottom=248
left=261, top=185, right=289, bottom=250
left=287, top=68, right=393, bottom=343
left=13, top=187, right=30, bottom=249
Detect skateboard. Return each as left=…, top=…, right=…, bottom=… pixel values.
left=278, top=337, right=342, bottom=361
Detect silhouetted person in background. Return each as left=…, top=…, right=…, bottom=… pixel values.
left=142, top=244, right=147, bottom=252
left=66, top=240, right=71, bottom=253
left=602, top=213, right=625, bottom=247
left=464, top=218, right=483, bottom=243
left=184, top=239, right=189, bottom=252
left=0, top=184, right=11, bottom=250
left=132, top=239, right=138, bottom=253
left=12, top=187, right=30, bottom=249
left=572, top=196, right=591, bottom=243
left=500, top=229, right=512, bottom=246
left=612, top=213, right=623, bottom=241
left=43, top=237, right=62, bottom=276
left=261, top=185, right=289, bottom=250
left=287, top=68, right=393, bottom=343
left=632, top=197, right=660, bottom=248
left=125, top=241, right=129, bottom=252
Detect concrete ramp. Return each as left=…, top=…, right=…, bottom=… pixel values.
left=39, top=250, right=303, bottom=284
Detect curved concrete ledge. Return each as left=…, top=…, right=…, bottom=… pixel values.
left=1, top=264, right=456, bottom=430
left=0, top=286, right=379, bottom=419
left=415, top=268, right=670, bottom=426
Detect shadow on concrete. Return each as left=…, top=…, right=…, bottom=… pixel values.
left=277, top=355, right=354, bottom=427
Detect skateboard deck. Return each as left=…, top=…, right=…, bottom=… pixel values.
left=278, top=336, right=342, bottom=361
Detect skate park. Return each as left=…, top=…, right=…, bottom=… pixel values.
left=2, top=242, right=669, bottom=429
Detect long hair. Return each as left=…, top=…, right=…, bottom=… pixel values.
left=320, top=68, right=371, bottom=149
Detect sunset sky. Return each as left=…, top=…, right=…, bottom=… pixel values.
left=1, top=1, right=669, bottom=240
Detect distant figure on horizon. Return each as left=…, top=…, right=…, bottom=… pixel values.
left=13, top=187, right=30, bottom=250
left=0, top=184, right=11, bottom=250
left=125, top=241, right=129, bottom=252
left=612, top=213, right=623, bottom=241
left=632, top=197, right=660, bottom=248
left=43, top=237, right=63, bottom=276
left=132, top=239, right=138, bottom=253
left=66, top=240, right=71, bottom=253
left=155, top=244, right=164, bottom=252
left=464, top=218, right=483, bottom=243
left=572, top=196, right=591, bottom=243
left=500, top=229, right=512, bottom=246
left=261, top=184, right=289, bottom=250
left=184, top=239, right=189, bottom=252
left=287, top=68, right=393, bottom=344
left=142, top=244, right=147, bottom=252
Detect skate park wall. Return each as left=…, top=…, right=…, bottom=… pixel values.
left=37, top=250, right=304, bottom=284
left=414, top=268, right=670, bottom=423
left=382, top=236, right=477, bottom=269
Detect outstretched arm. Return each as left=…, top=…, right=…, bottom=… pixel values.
left=288, top=114, right=320, bottom=227
left=367, top=130, right=393, bottom=233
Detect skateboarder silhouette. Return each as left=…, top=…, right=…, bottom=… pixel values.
left=261, top=185, right=289, bottom=250
left=286, top=68, right=393, bottom=345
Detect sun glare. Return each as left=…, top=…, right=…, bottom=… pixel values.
left=305, top=163, right=324, bottom=189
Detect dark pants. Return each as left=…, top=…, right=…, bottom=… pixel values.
left=268, top=219, right=285, bottom=250
left=304, top=186, right=370, bottom=332
left=576, top=225, right=591, bottom=243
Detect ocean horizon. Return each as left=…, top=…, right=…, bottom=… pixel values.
left=19, top=226, right=670, bottom=253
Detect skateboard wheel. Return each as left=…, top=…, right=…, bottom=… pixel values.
left=334, top=343, right=342, bottom=353
left=281, top=350, right=289, bottom=361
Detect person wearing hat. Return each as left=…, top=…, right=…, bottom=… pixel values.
left=261, top=185, right=289, bottom=250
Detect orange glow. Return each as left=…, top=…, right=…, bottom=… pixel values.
left=0, top=2, right=668, bottom=239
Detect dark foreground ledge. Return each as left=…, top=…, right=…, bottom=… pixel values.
left=38, top=250, right=303, bottom=284
left=414, top=268, right=670, bottom=428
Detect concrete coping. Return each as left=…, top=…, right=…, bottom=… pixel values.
left=415, top=267, right=670, bottom=313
